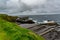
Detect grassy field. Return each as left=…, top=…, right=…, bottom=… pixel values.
left=0, top=14, right=45, bottom=40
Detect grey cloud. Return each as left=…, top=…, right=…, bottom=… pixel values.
left=0, top=0, right=60, bottom=15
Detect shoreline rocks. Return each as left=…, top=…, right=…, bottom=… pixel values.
left=16, top=16, right=35, bottom=24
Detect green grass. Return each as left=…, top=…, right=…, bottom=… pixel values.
left=0, top=14, right=45, bottom=40
left=0, top=14, right=18, bottom=22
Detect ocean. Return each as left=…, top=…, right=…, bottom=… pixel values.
left=19, top=14, right=60, bottom=24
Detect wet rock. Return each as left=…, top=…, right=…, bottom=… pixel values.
left=16, top=17, right=35, bottom=24
left=40, top=23, right=58, bottom=26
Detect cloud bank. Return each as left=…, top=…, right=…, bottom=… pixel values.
left=0, top=0, right=60, bottom=15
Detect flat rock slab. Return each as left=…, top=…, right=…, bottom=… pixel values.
left=20, top=24, right=60, bottom=40
left=20, top=24, right=37, bottom=28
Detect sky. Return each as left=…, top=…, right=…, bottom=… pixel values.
left=0, top=0, right=60, bottom=15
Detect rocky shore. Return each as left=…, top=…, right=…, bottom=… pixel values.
left=20, top=23, right=60, bottom=40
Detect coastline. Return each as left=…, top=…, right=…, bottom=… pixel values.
left=20, top=22, right=60, bottom=40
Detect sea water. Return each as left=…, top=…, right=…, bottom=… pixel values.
left=19, top=14, right=60, bottom=24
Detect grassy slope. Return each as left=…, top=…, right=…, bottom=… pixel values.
left=0, top=14, right=18, bottom=22
left=0, top=18, right=45, bottom=40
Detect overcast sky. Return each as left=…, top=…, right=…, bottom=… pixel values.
left=0, top=0, right=60, bottom=15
